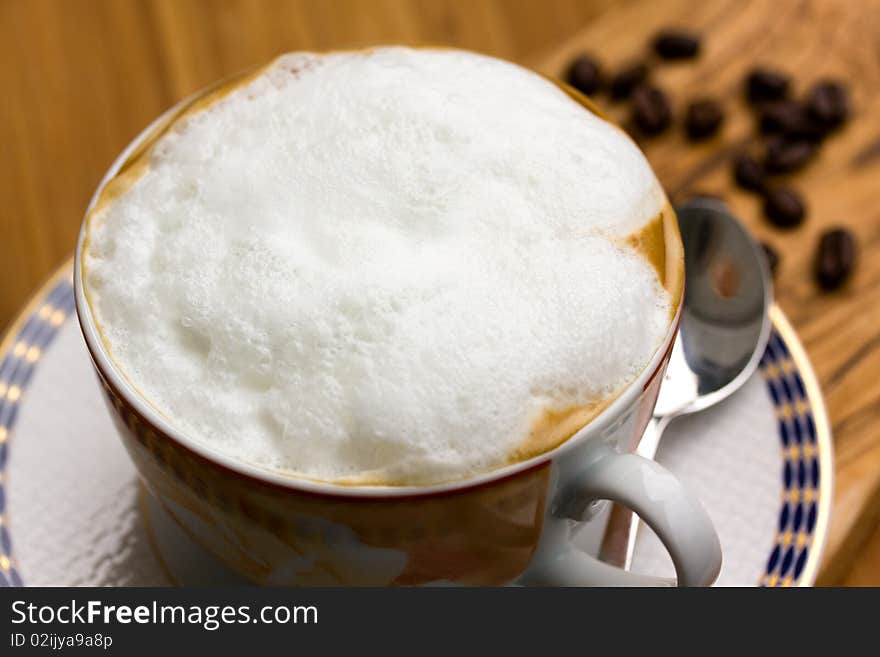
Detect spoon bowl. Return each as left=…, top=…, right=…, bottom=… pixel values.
left=654, top=197, right=773, bottom=418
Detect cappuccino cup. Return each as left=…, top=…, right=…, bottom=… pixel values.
left=75, top=47, right=721, bottom=586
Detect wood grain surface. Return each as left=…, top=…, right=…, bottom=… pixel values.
left=2, top=0, right=879, bottom=584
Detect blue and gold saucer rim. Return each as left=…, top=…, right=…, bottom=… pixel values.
left=0, top=260, right=75, bottom=587
left=757, top=306, right=833, bottom=586
left=0, top=260, right=833, bottom=587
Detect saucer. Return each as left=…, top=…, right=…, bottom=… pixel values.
left=0, top=261, right=832, bottom=586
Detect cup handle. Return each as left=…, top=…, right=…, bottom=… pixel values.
left=521, top=447, right=722, bottom=586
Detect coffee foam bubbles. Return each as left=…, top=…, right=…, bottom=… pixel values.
left=84, top=47, right=672, bottom=485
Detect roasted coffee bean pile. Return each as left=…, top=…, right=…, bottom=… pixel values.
left=563, top=29, right=713, bottom=139
left=736, top=70, right=855, bottom=289
left=564, top=28, right=857, bottom=291
left=738, top=73, right=849, bottom=223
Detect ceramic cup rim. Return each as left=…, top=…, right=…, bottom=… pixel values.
left=73, top=58, right=683, bottom=500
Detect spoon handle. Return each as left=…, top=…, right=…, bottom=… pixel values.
left=637, top=414, right=672, bottom=460
left=623, top=415, right=674, bottom=570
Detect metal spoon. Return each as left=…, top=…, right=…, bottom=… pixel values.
left=624, top=196, right=773, bottom=569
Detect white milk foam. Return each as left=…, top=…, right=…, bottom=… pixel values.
left=84, top=48, right=671, bottom=485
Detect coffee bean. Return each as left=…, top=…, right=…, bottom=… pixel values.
left=746, top=68, right=790, bottom=104
left=759, top=100, right=804, bottom=133
left=684, top=98, right=724, bottom=141
left=760, top=242, right=780, bottom=275
left=764, top=137, right=816, bottom=173
left=806, top=80, right=850, bottom=129
left=652, top=29, right=701, bottom=59
left=815, top=228, right=857, bottom=290
left=631, top=84, right=672, bottom=135
left=763, top=187, right=806, bottom=228
left=566, top=54, right=603, bottom=96
left=759, top=101, right=827, bottom=142
left=732, top=153, right=766, bottom=192
left=609, top=62, right=649, bottom=100
left=760, top=102, right=825, bottom=141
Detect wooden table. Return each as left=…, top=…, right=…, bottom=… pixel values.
left=2, top=0, right=878, bottom=584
